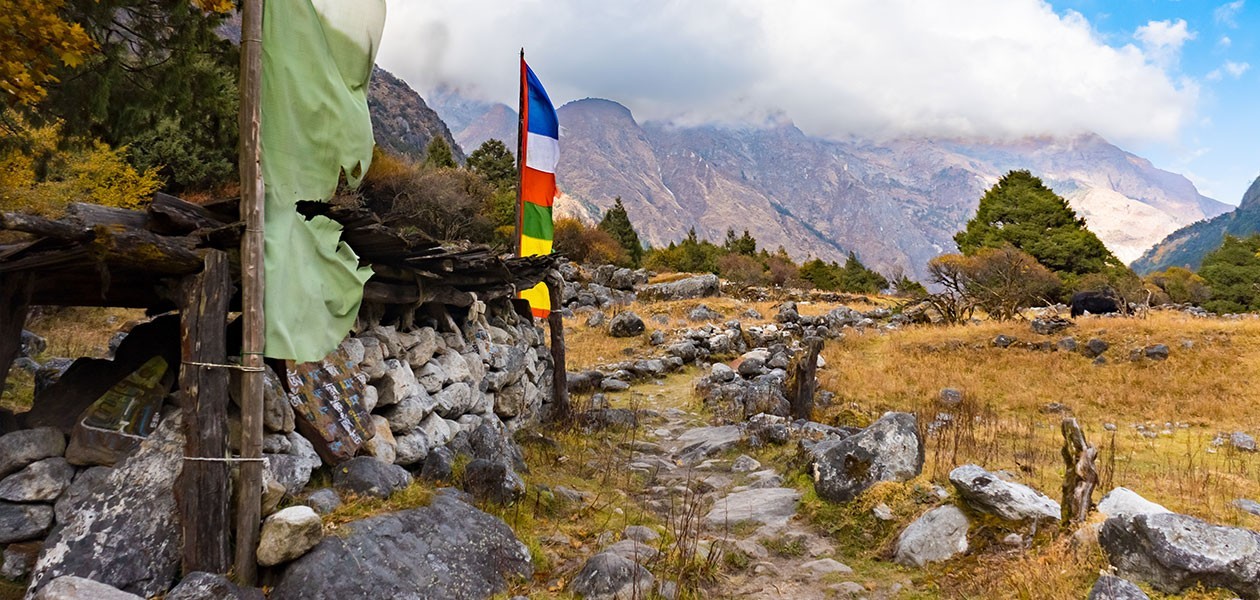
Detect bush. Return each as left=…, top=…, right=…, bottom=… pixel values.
left=554, top=218, right=628, bottom=266
left=928, top=245, right=1060, bottom=321
left=1145, top=267, right=1210, bottom=305
left=1199, top=234, right=1260, bottom=313
left=359, top=150, right=496, bottom=243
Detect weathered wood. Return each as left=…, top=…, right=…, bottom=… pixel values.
left=148, top=193, right=230, bottom=235
left=545, top=272, right=570, bottom=423
left=90, top=225, right=204, bottom=274
left=0, top=212, right=92, bottom=242
left=175, top=251, right=232, bottom=574
left=233, top=0, right=265, bottom=585
left=65, top=202, right=150, bottom=230
left=0, top=272, right=33, bottom=400
left=789, top=336, right=823, bottom=421
left=1060, top=417, right=1099, bottom=524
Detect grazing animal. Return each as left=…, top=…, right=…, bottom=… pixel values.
left=1070, top=291, right=1120, bottom=318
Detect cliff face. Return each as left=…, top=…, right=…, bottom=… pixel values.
left=429, top=93, right=1228, bottom=280
left=368, top=68, right=466, bottom=163
left=1134, top=176, right=1260, bottom=273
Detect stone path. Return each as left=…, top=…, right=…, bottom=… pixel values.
left=618, top=390, right=903, bottom=599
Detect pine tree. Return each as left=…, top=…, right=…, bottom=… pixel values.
left=466, top=138, right=515, bottom=189
left=598, top=197, right=643, bottom=267
left=424, top=137, right=457, bottom=168
left=1199, top=234, right=1260, bottom=313
left=955, top=170, right=1122, bottom=278
left=838, top=251, right=888, bottom=293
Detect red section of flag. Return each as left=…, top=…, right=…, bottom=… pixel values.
left=521, top=166, right=556, bottom=207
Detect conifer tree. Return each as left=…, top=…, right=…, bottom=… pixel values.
left=597, top=197, right=643, bottom=267
left=425, top=137, right=457, bottom=168
left=466, top=139, right=515, bottom=189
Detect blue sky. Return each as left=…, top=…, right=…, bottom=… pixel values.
left=380, top=0, right=1260, bottom=205
left=1055, top=0, right=1259, bottom=203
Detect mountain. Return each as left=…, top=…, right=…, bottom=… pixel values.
left=368, top=68, right=466, bottom=164
left=428, top=85, right=516, bottom=153
left=1132, top=176, right=1260, bottom=274
left=428, top=92, right=1228, bottom=281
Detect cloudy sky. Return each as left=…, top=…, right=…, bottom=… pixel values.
left=377, top=0, right=1260, bottom=205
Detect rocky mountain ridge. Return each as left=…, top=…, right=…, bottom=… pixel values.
left=424, top=91, right=1229, bottom=281
left=1133, top=175, right=1260, bottom=273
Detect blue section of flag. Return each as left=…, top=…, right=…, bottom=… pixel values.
left=525, top=65, right=559, bottom=139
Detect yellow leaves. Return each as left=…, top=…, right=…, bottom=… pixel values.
left=189, top=0, right=234, bottom=13
left=0, top=0, right=96, bottom=107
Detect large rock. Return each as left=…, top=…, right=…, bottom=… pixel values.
left=639, top=273, right=720, bottom=301
left=332, top=456, right=412, bottom=500
left=362, top=415, right=397, bottom=465
left=27, top=416, right=185, bottom=598
left=1097, top=487, right=1170, bottom=519
left=257, top=506, right=324, bottom=567
left=894, top=505, right=970, bottom=567
left=675, top=425, right=743, bottom=464
left=1100, top=512, right=1260, bottom=598
left=608, top=312, right=645, bottom=338
left=569, top=551, right=655, bottom=600
left=703, top=487, right=800, bottom=528
left=166, top=572, right=264, bottom=600
left=1088, top=575, right=1150, bottom=600
left=380, top=390, right=437, bottom=432
left=812, top=412, right=923, bottom=502
left=949, top=464, right=1060, bottom=523
left=32, top=576, right=143, bottom=600
left=0, top=501, right=54, bottom=543
left=0, top=456, right=74, bottom=502
left=462, top=459, right=525, bottom=505
left=269, top=491, right=532, bottom=600
left=0, top=427, right=66, bottom=479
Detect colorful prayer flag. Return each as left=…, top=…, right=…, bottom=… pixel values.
left=518, top=56, right=559, bottom=318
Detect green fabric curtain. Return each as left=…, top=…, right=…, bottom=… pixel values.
left=260, top=0, right=386, bottom=362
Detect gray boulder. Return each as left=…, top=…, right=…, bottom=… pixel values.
left=462, top=459, right=525, bottom=505
left=1101, top=512, right=1260, bottom=598
left=166, top=572, right=263, bottom=600
left=380, top=390, right=438, bottom=432
left=703, top=487, right=800, bottom=528
left=0, top=456, right=74, bottom=502
left=32, top=576, right=142, bottom=600
left=269, top=491, right=532, bottom=600
left=676, top=425, right=743, bottom=464
left=812, top=412, right=923, bottom=502
left=1097, top=487, right=1170, bottom=519
left=1232, top=431, right=1257, bottom=453
left=257, top=506, right=324, bottom=567
left=0, top=501, right=54, bottom=543
left=332, top=457, right=412, bottom=500
left=569, top=551, right=655, bottom=600
left=608, top=312, right=645, bottom=338
left=949, top=464, right=1060, bottom=522
left=304, top=488, right=342, bottom=515
left=638, top=273, right=719, bottom=301
left=1088, top=575, right=1150, bottom=600
left=894, top=505, right=970, bottom=567
left=27, top=416, right=184, bottom=597
left=0, top=427, right=65, bottom=479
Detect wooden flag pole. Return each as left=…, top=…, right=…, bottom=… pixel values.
left=514, top=48, right=526, bottom=258
left=234, top=0, right=265, bottom=584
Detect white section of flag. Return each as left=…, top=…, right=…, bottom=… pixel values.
left=525, top=132, right=559, bottom=174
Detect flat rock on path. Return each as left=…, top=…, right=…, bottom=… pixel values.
left=674, top=425, right=743, bottom=464
left=705, top=487, right=801, bottom=528
left=269, top=490, right=532, bottom=600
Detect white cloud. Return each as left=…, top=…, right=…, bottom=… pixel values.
left=1134, top=19, right=1195, bottom=69
left=1207, top=60, right=1252, bottom=80
left=1215, top=0, right=1245, bottom=27
left=378, top=0, right=1198, bottom=145
left=1219, top=35, right=1233, bottom=48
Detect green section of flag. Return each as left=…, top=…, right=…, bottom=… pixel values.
left=522, top=202, right=554, bottom=241
left=260, top=0, right=385, bottom=362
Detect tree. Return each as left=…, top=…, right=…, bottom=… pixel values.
left=1145, top=267, right=1210, bottom=305
left=424, top=137, right=457, bottom=168
left=927, top=246, right=1061, bottom=321
left=466, top=139, right=515, bottom=190
left=0, top=0, right=94, bottom=110
left=798, top=259, right=841, bottom=290
left=723, top=228, right=757, bottom=256
left=1198, top=234, right=1260, bottom=313
left=43, top=0, right=239, bottom=192
left=553, top=218, right=627, bottom=266
left=597, top=197, right=643, bottom=267
left=955, top=170, right=1123, bottom=280
left=838, top=251, right=888, bottom=294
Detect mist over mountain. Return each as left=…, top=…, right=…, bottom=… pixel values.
left=424, top=91, right=1228, bottom=281
left=368, top=68, right=466, bottom=164
left=1133, top=176, right=1260, bottom=274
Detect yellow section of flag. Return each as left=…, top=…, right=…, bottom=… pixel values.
left=520, top=282, right=550, bottom=318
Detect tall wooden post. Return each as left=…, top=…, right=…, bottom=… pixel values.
left=790, top=336, right=823, bottom=421
left=234, top=0, right=266, bottom=584
left=176, top=251, right=231, bottom=574
left=545, top=270, right=570, bottom=423
left=1060, top=417, right=1099, bottom=524
left=0, top=273, right=32, bottom=397
left=513, top=49, right=526, bottom=258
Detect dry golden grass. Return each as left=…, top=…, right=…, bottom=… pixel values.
left=26, top=306, right=145, bottom=360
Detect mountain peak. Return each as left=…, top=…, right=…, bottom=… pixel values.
left=559, top=98, right=637, bottom=123
left=1242, top=176, right=1260, bottom=209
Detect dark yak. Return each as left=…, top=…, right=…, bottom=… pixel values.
left=1070, top=291, right=1120, bottom=318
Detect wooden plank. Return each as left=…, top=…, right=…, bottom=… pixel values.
left=0, top=212, right=92, bottom=242
left=175, top=251, right=232, bottom=574
left=148, top=193, right=230, bottom=235
left=233, top=0, right=265, bottom=585
left=545, top=274, right=571, bottom=423
left=90, top=225, right=204, bottom=274
left=0, top=273, right=32, bottom=402
left=1060, top=417, right=1099, bottom=524
left=65, top=202, right=150, bottom=230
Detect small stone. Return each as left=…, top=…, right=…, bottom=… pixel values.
left=2, top=541, right=40, bottom=580
left=609, top=312, right=646, bottom=338
left=32, top=576, right=143, bottom=600
left=1231, top=431, right=1257, bottom=452
left=894, top=505, right=970, bottom=567
left=256, top=506, right=324, bottom=567
left=938, top=388, right=963, bottom=406
left=1144, top=344, right=1170, bottom=361
left=1083, top=338, right=1110, bottom=358
left=1087, top=574, right=1150, bottom=600
left=872, top=503, right=894, bottom=521
left=0, top=500, right=54, bottom=543
left=800, top=558, right=853, bottom=576
left=569, top=552, right=654, bottom=600
left=731, top=455, right=761, bottom=473
left=1002, top=533, right=1023, bottom=547
left=166, top=571, right=264, bottom=600
left=992, top=334, right=1016, bottom=348
left=0, top=457, right=75, bottom=502
left=304, top=488, right=342, bottom=515
left=332, top=456, right=412, bottom=500
left=0, top=428, right=66, bottom=479
left=622, top=525, right=660, bottom=543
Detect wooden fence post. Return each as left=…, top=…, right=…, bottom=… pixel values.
left=545, top=271, right=570, bottom=423
left=175, top=251, right=231, bottom=574
left=790, top=336, right=823, bottom=421
left=1061, top=417, right=1099, bottom=524
left=0, top=273, right=32, bottom=397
